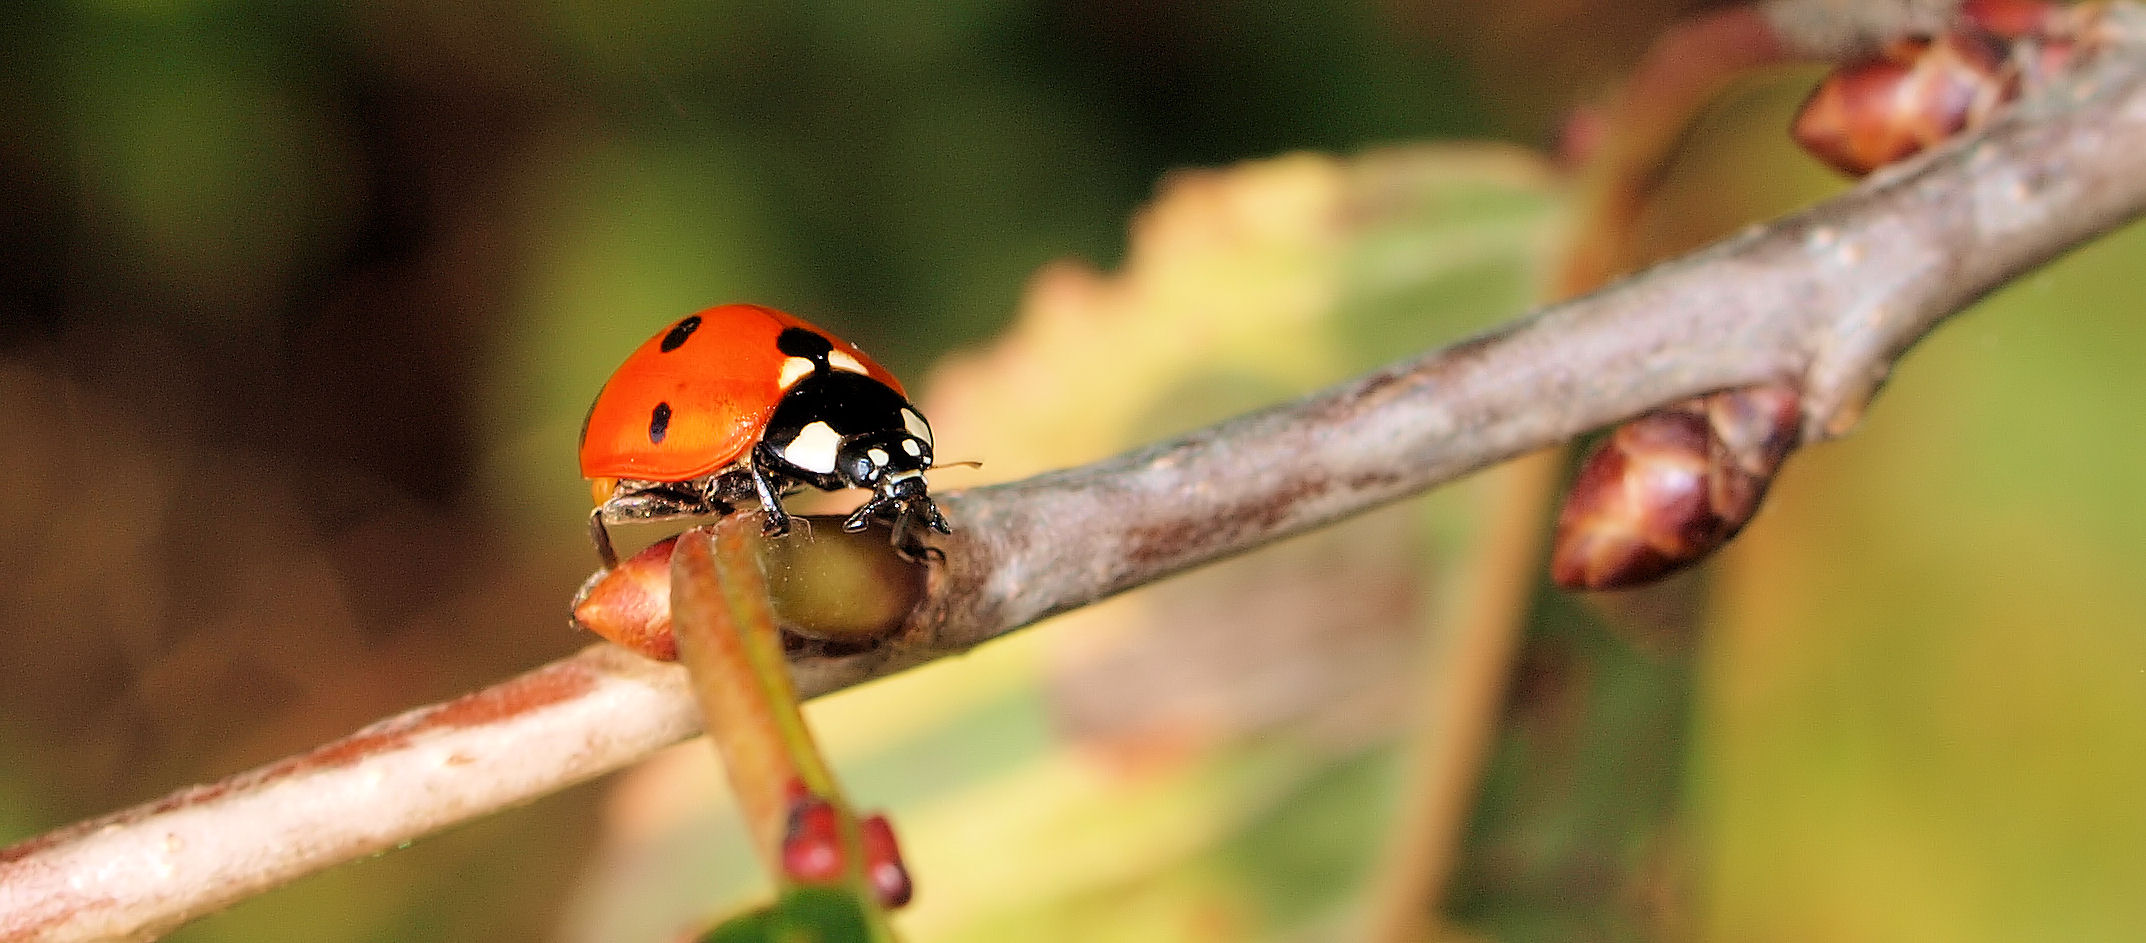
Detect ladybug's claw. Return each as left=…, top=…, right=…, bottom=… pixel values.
left=920, top=501, right=951, bottom=535
left=760, top=509, right=792, bottom=538
left=848, top=488, right=950, bottom=562
left=897, top=502, right=951, bottom=563
left=840, top=506, right=874, bottom=533
left=748, top=458, right=794, bottom=538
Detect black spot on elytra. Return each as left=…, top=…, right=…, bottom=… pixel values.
left=660, top=316, right=702, bottom=352
left=649, top=402, right=672, bottom=444
left=776, top=327, right=834, bottom=360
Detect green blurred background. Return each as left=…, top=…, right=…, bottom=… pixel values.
left=5, top=1, right=2146, bottom=941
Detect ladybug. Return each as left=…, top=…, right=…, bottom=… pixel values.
left=579, top=303, right=949, bottom=568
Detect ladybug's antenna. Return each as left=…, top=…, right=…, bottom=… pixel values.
left=934, top=460, right=985, bottom=470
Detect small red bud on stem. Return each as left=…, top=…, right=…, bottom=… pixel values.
left=773, top=789, right=913, bottom=908
left=778, top=791, right=848, bottom=885
left=858, top=813, right=914, bottom=909
left=1551, top=385, right=1801, bottom=591
left=1792, top=29, right=2019, bottom=177
left=571, top=537, right=681, bottom=660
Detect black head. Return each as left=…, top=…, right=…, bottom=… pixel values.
left=759, top=367, right=952, bottom=549
left=759, top=364, right=950, bottom=552
left=821, top=403, right=942, bottom=542
left=836, top=427, right=933, bottom=489
left=836, top=423, right=949, bottom=549
left=761, top=371, right=935, bottom=482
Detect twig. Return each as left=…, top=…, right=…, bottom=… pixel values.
left=5, top=12, right=2146, bottom=940
left=0, top=647, right=697, bottom=942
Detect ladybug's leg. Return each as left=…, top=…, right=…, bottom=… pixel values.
left=748, top=459, right=794, bottom=538
left=588, top=507, right=621, bottom=570
left=590, top=482, right=721, bottom=568
left=918, top=499, right=951, bottom=535
left=888, top=500, right=950, bottom=564
left=888, top=512, right=939, bottom=564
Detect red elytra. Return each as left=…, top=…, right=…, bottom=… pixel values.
left=580, top=303, right=903, bottom=486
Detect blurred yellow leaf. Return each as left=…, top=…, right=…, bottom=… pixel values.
left=1708, top=221, right=2146, bottom=943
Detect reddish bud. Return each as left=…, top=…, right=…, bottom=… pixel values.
left=1551, top=385, right=1801, bottom=591
left=780, top=795, right=848, bottom=885
left=1792, top=30, right=2019, bottom=177
left=858, top=813, right=914, bottom=909
left=569, top=537, right=679, bottom=660
left=1961, top=0, right=2055, bottom=40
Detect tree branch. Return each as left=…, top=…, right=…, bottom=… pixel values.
left=7, top=11, right=2146, bottom=940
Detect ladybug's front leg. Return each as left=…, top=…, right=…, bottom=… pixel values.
left=748, top=457, right=794, bottom=538
left=887, top=507, right=947, bottom=564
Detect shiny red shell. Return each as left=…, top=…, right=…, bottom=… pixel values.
left=579, top=304, right=905, bottom=484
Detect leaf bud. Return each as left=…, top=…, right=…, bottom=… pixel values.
left=1551, top=385, right=1801, bottom=591
left=858, top=813, right=914, bottom=909
left=1792, top=30, right=2018, bottom=176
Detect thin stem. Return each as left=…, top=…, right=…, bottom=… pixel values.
left=671, top=521, right=897, bottom=940
left=1363, top=451, right=1564, bottom=943
left=670, top=520, right=820, bottom=871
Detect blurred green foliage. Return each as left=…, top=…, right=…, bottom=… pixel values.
left=700, top=886, right=880, bottom=943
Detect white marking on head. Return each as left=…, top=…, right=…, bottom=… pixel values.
left=782, top=421, right=842, bottom=474
left=902, top=439, right=921, bottom=457
left=867, top=447, right=889, bottom=466
left=777, top=356, right=815, bottom=390
left=901, top=408, right=932, bottom=446
left=828, top=350, right=869, bottom=375
left=884, top=469, right=924, bottom=484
